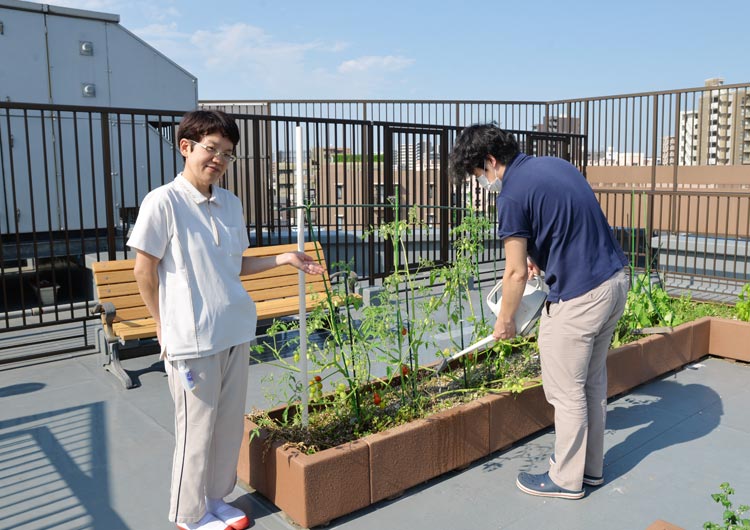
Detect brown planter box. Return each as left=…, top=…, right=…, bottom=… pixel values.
left=239, top=415, right=370, bottom=528
left=709, top=318, right=750, bottom=362
left=690, top=317, right=712, bottom=361
left=366, top=398, right=489, bottom=503
left=237, top=318, right=750, bottom=527
left=639, top=321, right=693, bottom=382
left=483, top=384, right=553, bottom=453
left=606, top=342, right=643, bottom=398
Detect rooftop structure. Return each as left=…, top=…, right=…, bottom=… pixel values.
left=0, top=0, right=197, bottom=108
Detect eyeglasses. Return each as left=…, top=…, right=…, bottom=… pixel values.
left=188, top=140, right=237, bottom=163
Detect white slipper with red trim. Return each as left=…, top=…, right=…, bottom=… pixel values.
left=175, top=511, right=230, bottom=530
left=207, top=498, right=250, bottom=530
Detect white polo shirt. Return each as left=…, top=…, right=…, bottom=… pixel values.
left=127, top=174, right=257, bottom=360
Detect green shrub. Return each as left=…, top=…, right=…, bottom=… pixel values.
left=704, top=482, right=750, bottom=529
left=736, top=284, right=750, bottom=322
left=611, top=274, right=735, bottom=348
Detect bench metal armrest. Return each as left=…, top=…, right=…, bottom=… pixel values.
left=91, top=301, right=118, bottom=342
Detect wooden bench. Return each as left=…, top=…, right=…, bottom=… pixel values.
left=91, top=241, right=355, bottom=388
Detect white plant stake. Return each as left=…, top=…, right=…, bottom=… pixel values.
left=296, top=126, right=308, bottom=427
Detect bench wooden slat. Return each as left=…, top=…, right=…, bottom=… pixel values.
left=97, top=282, right=142, bottom=299
left=113, top=319, right=157, bottom=341
left=94, top=269, right=140, bottom=285
left=113, top=306, right=154, bottom=322
left=101, top=294, right=146, bottom=310
left=254, top=293, right=335, bottom=321
left=92, top=259, right=136, bottom=274
left=240, top=260, right=330, bottom=281
left=242, top=274, right=327, bottom=291
left=248, top=282, right=329, bottom=303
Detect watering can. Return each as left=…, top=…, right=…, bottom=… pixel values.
left=436, top=276, right=548, bottom=374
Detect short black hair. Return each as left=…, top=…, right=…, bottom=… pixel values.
left=177, top=109, right=240, bottom=147
left=449, top=124, right=519, bottom=181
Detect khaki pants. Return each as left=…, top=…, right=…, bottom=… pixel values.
left=537, top=269, right=628, bottom=491
left=165, top=343, right=249, bottom=523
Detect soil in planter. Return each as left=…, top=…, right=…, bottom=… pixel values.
left=247, top=341, right=542, bottom=454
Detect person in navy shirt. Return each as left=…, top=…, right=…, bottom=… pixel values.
left=450, top=124, right=629, bottom=500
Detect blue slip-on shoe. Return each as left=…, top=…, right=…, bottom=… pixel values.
left=549, top=455, right=604, bottom=487
left=516, top=471, right=585, bottom=499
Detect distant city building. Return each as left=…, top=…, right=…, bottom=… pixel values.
left=661, top=136, right=676, bottom=165
left=396, top=141, right=438, bottom=169
left=678, top=110, right=699, bottom=165
left=533, top=116, right=581, bottom=134
left=696, top=78, right=750, bottom=165
left=530, top=116, right=581, bottom=159
left=398, top=142, right=421, bottom=169
left=589, top=148, right=648, bottom=166
left=664, top=79, right=750, bottom=166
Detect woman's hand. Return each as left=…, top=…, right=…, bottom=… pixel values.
left=282, top=251, right=325, bottom=275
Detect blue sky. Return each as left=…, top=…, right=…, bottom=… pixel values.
left=47, top=0, right=748, bottom=101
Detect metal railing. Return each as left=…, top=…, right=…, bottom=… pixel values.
left=0, top=100, right=582, bottom=362
left=205, top=81, right=750, bottom=189
left=0, top=102, right=184, bottom=360
left=2, top=94, right=749, bottom=362
left=598, top=189, right=750, bottom=300
left=218, top=112, right=584, bottom=279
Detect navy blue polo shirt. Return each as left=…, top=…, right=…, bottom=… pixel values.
left=495, top=154, right=628, bottom=303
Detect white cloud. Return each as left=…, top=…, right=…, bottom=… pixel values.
left=329, top=41, right=349, bottom=53
left=338, top=55, right=415, bottom=74
left=31, top=1, right=414, bottom=97
left=133, top=22, right=188, bottom=41
left=190, top=23, right=324, bottom=68
left=129, top=21, right=414, bottom=98
left=140, top=4, right=180, bottom=21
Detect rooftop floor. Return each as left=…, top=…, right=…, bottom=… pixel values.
left=1, top=340, right=749, bottom=530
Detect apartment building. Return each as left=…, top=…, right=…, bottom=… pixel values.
left=674, top=79, right=750, bottom=166
left=661, top=136, right=676, bottom=165
left=678, top=110, right=699, bottom=165
left=697, top=78, right=750, bottom=165
left=533, top=116, right=581, bottom=134
left=734, top=92, right=750, bottom=165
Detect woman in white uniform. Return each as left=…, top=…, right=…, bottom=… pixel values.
left=128, top=110, right=324, bottom=530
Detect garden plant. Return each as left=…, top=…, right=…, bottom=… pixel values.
left=704, top=483, right=750, bottom=530
left=248, top=201, right=745, bottom=454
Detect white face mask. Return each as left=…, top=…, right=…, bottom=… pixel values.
left=477, top=162, right=503, bottom=193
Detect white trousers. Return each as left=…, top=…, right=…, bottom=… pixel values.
left=537, top=269, right=629, bottom=491
left=165, top=343, right=249, bottom=523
